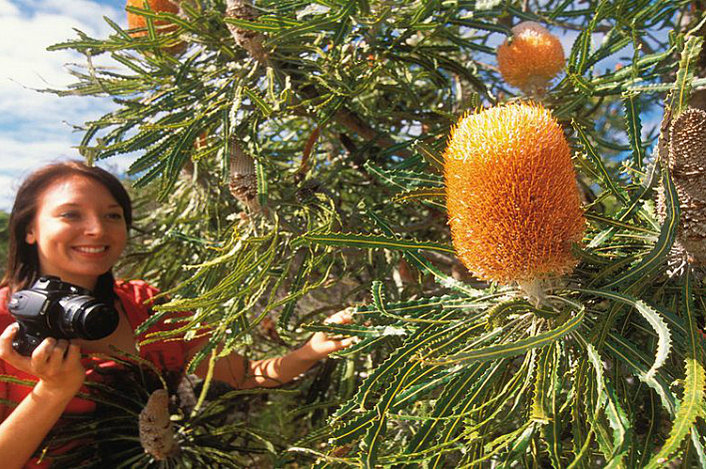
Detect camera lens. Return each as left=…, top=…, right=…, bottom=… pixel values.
left=59, top=296, right=119, bottom=340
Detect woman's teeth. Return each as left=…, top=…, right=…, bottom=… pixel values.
left=75, top=246, right=107, bottom=253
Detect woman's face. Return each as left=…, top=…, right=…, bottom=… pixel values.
left=25, top=175, right=128, bottom=290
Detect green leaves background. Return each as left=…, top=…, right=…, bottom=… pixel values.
left=36, top=0, right=706, bottom=466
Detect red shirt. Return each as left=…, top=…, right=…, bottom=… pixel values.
left=0, top=280, right=193, bottom=468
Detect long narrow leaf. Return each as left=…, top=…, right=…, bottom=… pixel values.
left=645, top=272, right=706, bottom=468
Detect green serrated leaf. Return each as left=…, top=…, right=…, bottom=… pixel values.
left=405, top=364, right=486, bottom=455
left=431, top=311, right=584, bottom=365
left=568, top=0, right=610, bottom=74
left=391, top=187, right=445, bottom=205
left=622, top=92, right=645, bottom=172
left=601, top=168, right=678, bottom=290
left=669, top=35, right=704, bottom=116
left=573, top=121, right=629, bottom=205
left=633, top=300, right=672, bottom=380
left=295, top=231, right=454, bottom=254
left=645, top=272, right=706, bottom=468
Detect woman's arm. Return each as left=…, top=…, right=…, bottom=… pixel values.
left=192, top=309, right=356, bottom=389
left=0, top=324, right=85, bottom=469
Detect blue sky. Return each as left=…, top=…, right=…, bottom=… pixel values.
left=0, top=0, right=129, bottom=211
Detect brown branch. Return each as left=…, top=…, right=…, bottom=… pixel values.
left=296, top=127, right=320, bottom=180
left=224, top=0, right=412, bottom=160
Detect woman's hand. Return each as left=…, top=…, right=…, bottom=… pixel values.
left=0, top=323, right=85, bottom=399
left=300, top=308, right=357, bottom=361
left=203, top=308, right=359, bottom=389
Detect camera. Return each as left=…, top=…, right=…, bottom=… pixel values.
left=8, top=276, right=119, bottom=356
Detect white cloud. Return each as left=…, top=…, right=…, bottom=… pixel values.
left=0, top=134, right=138, bottom=211
left=0, top=0, right=132, bottom=211
left=0, top=0, right=18, bottom=15
left=35, top=0, right=124, bottom=33
left=0, top=135, right=87, bottom=210
left=0, top=174, right=20, bottom=212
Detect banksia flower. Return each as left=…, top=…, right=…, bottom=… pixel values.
left=126, top=0, right=185, bottom=54
left=127, top=0, right=179, bottom=35
left=444, top=103, right=585, bottom=292
left=497, top=22, right=565, bottom=95
left=658, top=107, right=706, bottom=273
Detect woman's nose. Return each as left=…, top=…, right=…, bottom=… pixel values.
left=83, top=216, right=107, bottom=236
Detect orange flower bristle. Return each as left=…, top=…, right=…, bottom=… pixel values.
left=444, top=102, right=585, bottom=286
left=497, top=22, right=565, bottom=94
left=127, top=0, right=180, bottom=37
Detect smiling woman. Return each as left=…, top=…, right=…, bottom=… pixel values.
left=0, top=161, right=355, bottom=469
left=2, top=161, right=132, bottom=300
left=25, top=177, right=128, bottom=291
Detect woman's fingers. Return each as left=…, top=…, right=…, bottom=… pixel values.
left=318, top=308, right=358, bottom=353
left=0, top=323, right=18, bottom=356
left=65, top=342, right=81, bottom=362
left=50, top=340, right=70, bottom=362
left=30, top=338, right=56, bottom=371
left=339, top=337, right=358, bottom=348
left=327, top=334, right=360, bottom=352
left=0, top=323, right=26, bottom=367
left=0, top=327, right=85, bottom=397
left=324, top=307, right=355, bottom=325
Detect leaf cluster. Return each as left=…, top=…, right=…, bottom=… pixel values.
left=44, top=0, right=706, bottom=466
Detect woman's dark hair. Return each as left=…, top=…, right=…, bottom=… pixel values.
left=1, top=161, right=132, bottom=302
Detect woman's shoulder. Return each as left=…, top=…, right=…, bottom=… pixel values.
left=0, top=286, right=8, bottom=306
left=114, top=279, right=161, bottom=305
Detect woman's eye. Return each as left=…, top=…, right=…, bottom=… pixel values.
left=106, top=212, right=124, bottom=220
left=60, top=212, right=80, bottom=219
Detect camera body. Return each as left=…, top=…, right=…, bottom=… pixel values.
left=8, top=276, right=119, bottom=356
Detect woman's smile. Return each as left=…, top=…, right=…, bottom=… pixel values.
left=73, top=245, right=109, bottom=255
left=25, top=176, right=128, bottom=291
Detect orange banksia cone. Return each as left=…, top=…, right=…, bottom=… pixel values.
left=444, top=102, right=585, bottom=289
left=497, top=21, right=565, bottom=95
left=127, top=0, right=179, bottom=35
left=127, top=0, right=185, bottom=54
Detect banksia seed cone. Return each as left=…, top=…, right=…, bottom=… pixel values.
left=658, top=107, right=706, bottom=273
left=139, top=389, right=179, bottom=460
left=229, top=139, right=260, bottom=211
left=497, top=22, right=565, bottom=94
left=226, top=0, right=267, bottom=63
left=444, top=103, right=585, bottom=286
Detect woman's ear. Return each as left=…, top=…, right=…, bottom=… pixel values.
left=25, top=225, right=36, bottom=245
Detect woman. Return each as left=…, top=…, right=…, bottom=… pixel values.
left=0, top=161, right=354, bottom=468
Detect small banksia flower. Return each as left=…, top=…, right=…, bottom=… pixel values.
left=127, top=0, right=179, bottom=35
left=444, top=103, right=585, bottom=293
left=497, top=22, right=565, bottom=95
left=658, top=107, right=706, bottom=274
left=126, top=0, right=185, bottom=54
